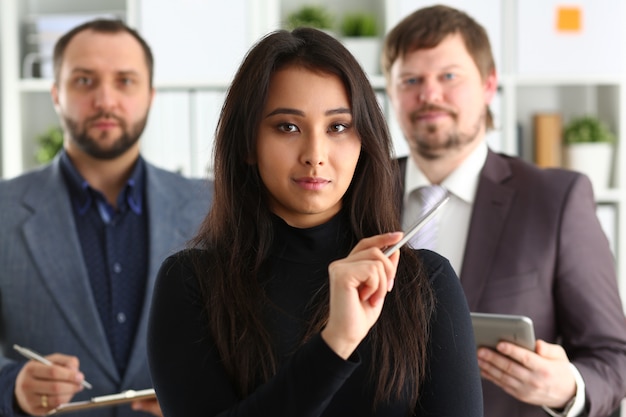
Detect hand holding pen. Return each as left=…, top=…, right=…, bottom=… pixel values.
left=13, top=345, right=92, bottom=389
left=13, top=344, right=92, bottom=415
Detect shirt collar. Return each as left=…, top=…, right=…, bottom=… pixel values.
left=59, top=150, right=145, bottom=217
left=404, top=141, right=488, bottom=204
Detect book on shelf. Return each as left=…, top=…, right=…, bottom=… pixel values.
left=533, top=113, right=562, bottom=168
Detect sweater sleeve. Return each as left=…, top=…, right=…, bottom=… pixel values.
left=147, top=253, right=360, bottom=417
left=415, top=250, right=484, bottom=416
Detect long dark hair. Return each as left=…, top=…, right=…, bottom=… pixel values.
left=192, top=27, right=434, bottom=409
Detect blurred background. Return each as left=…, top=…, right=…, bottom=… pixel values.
left=1, top=0, right=625, bottom=324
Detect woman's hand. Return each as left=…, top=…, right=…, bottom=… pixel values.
left=321, top=232, right=402, bottom=359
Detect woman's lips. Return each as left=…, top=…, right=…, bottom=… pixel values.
left=294, top=177, right=330, bottom=191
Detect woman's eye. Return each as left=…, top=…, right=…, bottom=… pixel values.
left=330, top=123, right=349, bottom=133
left=443, top=72, right=456, bottom=81
left=278, top=123, right=298, bottom=133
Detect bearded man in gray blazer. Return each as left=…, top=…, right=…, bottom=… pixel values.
left=384, top=5, right=626, bottom=417
left=0, top=19, right=211, bottom=417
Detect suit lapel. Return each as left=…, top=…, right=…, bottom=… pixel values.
left=21, top=161, right=118, bottom=381
left=460, top=151, right=515, bottom=310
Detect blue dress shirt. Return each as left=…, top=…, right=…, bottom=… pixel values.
left=60, top=151, right=148, bottom=376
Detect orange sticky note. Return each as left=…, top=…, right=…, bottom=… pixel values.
left=556, top=6, right=582, bottom=32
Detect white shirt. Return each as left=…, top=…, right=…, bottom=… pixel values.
left=402, top=141, right=487, bottom=276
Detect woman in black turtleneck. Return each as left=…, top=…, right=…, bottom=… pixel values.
left=147, top=28, right=482, bottom=417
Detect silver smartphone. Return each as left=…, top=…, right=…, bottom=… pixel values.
left=471, top=312, right=536, bottom=351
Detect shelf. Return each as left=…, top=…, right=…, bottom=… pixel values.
left=596, top=189, right=623, bottom=204
left=511, top=74, right=625, bottom=86
left=18, top=78, right=235, bottom=92
left=19, top=78, right=53, bottom=92
left=20, top=76, right=387, bottom=92
left=153, top=80, right=233, bottom=91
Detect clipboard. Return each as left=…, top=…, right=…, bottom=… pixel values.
left=46, top=388, right=156, bottom=415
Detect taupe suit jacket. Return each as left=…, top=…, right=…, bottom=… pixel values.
left=0, top=156, right=212, bottom=417
left=399, top=150, right=626, bottom=417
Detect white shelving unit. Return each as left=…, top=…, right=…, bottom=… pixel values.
left=2, top=0, right=625, bottom=307
left=0, top=0, right=280, bottom=178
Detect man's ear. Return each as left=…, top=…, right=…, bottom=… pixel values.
left=483, top=69, right=498, bottom=104
left=51, top=83, right=60, bottom=107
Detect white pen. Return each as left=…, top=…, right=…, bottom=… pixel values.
left=13, top=344, right=93, bottom=389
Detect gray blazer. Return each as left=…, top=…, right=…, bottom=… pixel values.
left=0, top=156, right=212, bottom=417
left=399, top=150, right=626, bottom=417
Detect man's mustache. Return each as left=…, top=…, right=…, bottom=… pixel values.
left=410, top=104, right=456, bottom=122
left=86, top=112, right=125, bottom=124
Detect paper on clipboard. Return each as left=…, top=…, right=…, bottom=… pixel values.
left=46, top=388, right=156, bottom=415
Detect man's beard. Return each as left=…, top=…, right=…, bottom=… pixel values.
left=62, top=111, right=149, bottom=160
left=408, top=105, right=484, bottom=160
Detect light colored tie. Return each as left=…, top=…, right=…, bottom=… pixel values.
left=408, top=185, right=448, bottom=250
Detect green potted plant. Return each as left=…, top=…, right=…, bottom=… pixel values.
left=563, top=115, right=615, bottom=191
left=285, top=5, right=334, bottom=32
left=340, top=13, right=377, bottom=37
left=339, top=12, right=380, bottom=75
left=35, top=125, right=64, bottom=164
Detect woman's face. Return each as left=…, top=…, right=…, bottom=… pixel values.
left=256, top=65, right=362, bottom=228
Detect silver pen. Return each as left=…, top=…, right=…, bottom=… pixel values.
left=383, top=193, right=450, bottom=257
left=13, top=344, right=93, bottom=389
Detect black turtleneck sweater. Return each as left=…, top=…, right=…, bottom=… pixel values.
left=147, top=215, right=482, bottom=417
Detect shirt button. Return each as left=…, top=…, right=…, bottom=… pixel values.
left=113, top=262, right=122, bottom=273
left=117, top=312, right=126, bottom=324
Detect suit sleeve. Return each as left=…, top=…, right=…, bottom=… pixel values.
left=416, top=250, right=484, bottom=416
left=555, top=174, right=626, bottom=416
left=0, top=362, right=29, bottom=417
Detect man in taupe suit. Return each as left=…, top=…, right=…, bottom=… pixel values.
left=384, top=5, right=626, bottom=417
left=0, top=19, right=211, bottom=417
